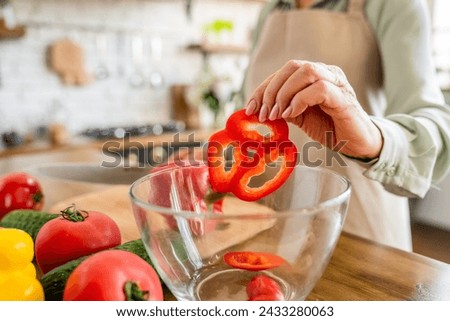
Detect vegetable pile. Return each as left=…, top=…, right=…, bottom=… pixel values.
left=0, top=170, right=164, bottom=301
left=0, top=108, right=297, bottom=302
left=0, top=208, right=164, bottom=301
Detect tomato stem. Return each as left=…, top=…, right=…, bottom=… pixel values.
left=123, top=281, right=149, bottom=301
left=32, top=191, right=44, bottom=204
left=60, top=204, right=88, bottom=222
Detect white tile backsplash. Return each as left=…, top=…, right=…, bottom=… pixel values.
left=0, top=0, right=262, bottom=136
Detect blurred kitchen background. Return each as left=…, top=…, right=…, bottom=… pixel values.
left=1, top=0, right=450, bottom=262
left=1, top=0, right=450, bottom=146
left=0, top=0, right=264, bottom=137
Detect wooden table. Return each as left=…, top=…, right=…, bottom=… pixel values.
left=49, top=185, right=450, bottom=301
left=306, top=232, right=450, bottom=301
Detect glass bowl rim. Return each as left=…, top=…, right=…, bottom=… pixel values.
left=128, top=163, right=351, bottom=220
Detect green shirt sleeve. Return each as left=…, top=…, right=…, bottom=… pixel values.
left=362, top=0, right=450, bottom=198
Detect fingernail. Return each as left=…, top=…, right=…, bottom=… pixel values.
left=259, top=104, right=268, bottom=122
left=269, top=104, right=279, bottom=121
left=245, top=99, right=257, bottom=115
left=282, top=106, right=293, bottom=118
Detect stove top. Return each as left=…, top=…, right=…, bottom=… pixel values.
left=80, top=121, right=186, bottom=140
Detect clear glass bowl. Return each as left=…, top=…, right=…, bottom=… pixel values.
left=129, top=163, right=351, bottom=301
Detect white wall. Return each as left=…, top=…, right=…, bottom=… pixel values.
left=0, top=0, right=262, bottom=136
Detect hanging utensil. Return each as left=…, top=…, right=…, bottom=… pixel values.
left=94, top=32, right=110, bottom=80
left=185, top=0, right=192, bottom=21
left=148, top=36, right=165, bottom=89
left=129, top=34, right=145, bottom=88
left=115, top=31, right=126, bottom=78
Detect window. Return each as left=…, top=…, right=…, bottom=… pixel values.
left=430, top=0, right=450, bottom=90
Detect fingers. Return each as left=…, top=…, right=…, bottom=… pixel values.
left=261, top=61, right=307, bottom=121
left=245, top=60, right=351, bottom=122
left=245, top=73, right=276, bottom=117
left=246, top=61, right=307, bottom=121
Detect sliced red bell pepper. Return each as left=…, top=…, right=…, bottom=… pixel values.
left=223, top=251, right=286, bottom=271
left=206, top=130, right=245, bottom=193
left=246, top=274, right=284, bottom=301
left=148, top=161, right=223, bottom=236
left=226, top=109, right=289, bottom=144
left=232, top=141, right=297, bottom=202
left=207, top=109, right=297, bottom=202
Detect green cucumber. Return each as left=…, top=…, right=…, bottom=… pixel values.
left=41, top=239, right=160, bottom=301
left=0, top=210, right=59, bottom=240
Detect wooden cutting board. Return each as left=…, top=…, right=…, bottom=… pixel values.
left=49, top=185, right=139, bottom=243
left=48, top=38, right=91, bottom=86
left=49, top=185, right=275, bottom=255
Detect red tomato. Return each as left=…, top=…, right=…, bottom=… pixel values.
left=35, top=205, right=121, bottom=274
left=63, top=250, right=163, bottom=301
left=0, top=172, right=44, bottom=219
left=246, top=275, right=284, bottom=301
left=149, top=161, right=223, bottom=236
left=223, top=251, right=286, bottom=271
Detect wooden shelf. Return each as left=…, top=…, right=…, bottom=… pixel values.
left=186, top=43, right=249, bottom=55
left=0, top=19, right=26, bottom=40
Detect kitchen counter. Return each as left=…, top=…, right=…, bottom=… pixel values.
left=0, top=130, right=211, bottom=159
left=0, top=129, right=212, bottom=176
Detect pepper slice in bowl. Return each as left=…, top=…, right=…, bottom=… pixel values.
left=223, top=251, right=286, bottom=271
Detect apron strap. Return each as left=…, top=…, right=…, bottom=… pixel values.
left=347, top=0, right=366, bottom=14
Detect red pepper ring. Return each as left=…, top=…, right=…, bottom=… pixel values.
left=207, top=110, right=298, bottom=202
left=233, top=141, right=297, bottom=202
left=207, top=130, right=263, bottom=194
left=207, top=130, right=244, bottom=193
left=223, top=251, right=286, bottom=271
left=226, top=109, right=289, bottom=143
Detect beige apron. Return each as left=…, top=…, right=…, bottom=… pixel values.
left=245, top=0, right=412, bottom=251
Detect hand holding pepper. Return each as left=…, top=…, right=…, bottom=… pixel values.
left=245, top=60, right=383, bottom=160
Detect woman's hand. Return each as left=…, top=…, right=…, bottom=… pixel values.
left=245, top=60, right=383, bottom=160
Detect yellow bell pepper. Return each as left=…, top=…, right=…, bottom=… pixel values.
left=0, top=228, right=44, bottom=301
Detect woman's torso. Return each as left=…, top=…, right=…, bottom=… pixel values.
left=244, top=0, right=412, bottom=250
